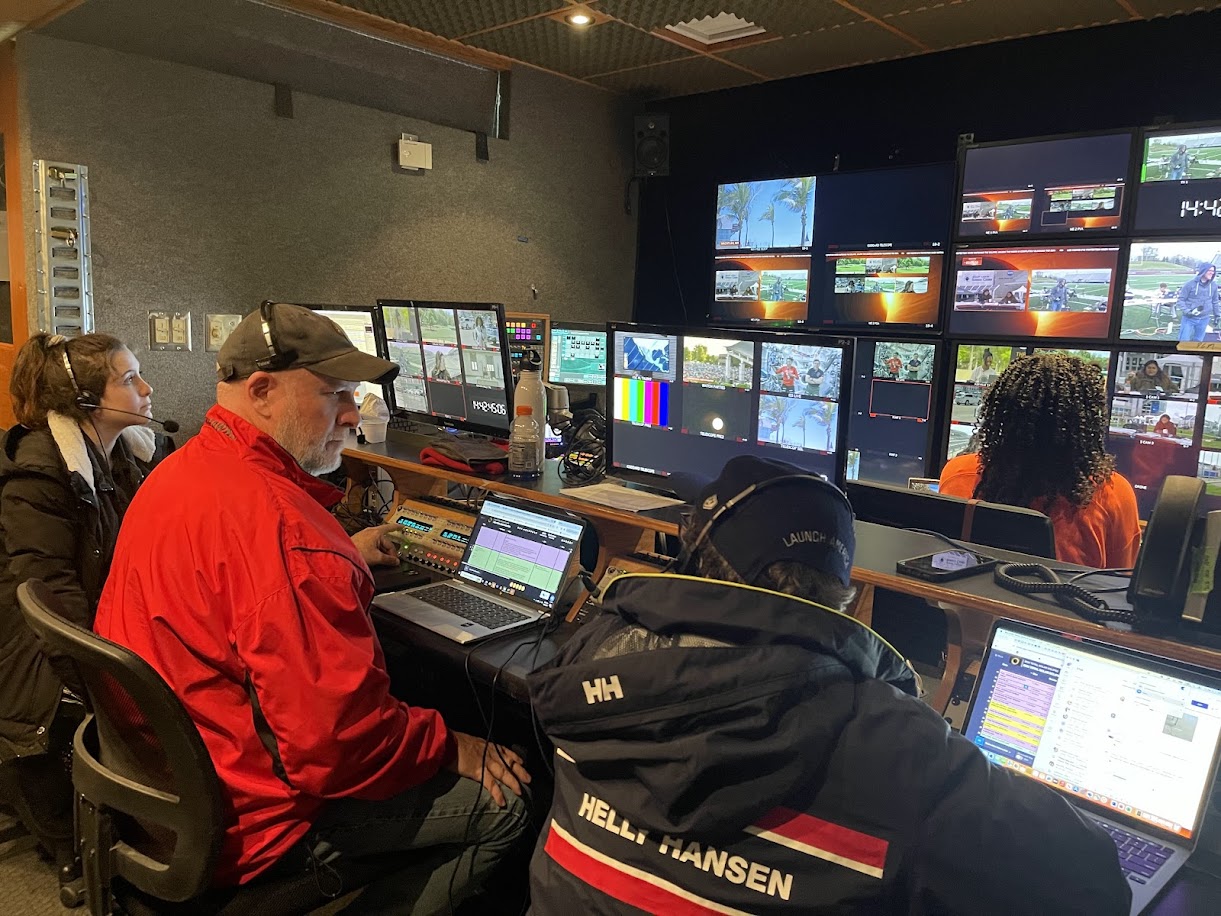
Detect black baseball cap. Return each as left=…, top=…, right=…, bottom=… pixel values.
left=688, top=455, right=856, bottom=587
left=217, top=303, right=399, bottom=384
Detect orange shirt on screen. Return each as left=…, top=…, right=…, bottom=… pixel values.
left=938, top=453, right=1141, bottom=570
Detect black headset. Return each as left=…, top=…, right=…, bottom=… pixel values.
left=672, top=472, right=851, bottom=575
left=57, top=338, right=100, bottom=411
left=254, top=300, right=298, bottom=372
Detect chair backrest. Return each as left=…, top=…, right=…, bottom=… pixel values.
left=17, top=580, right=224, bottom=903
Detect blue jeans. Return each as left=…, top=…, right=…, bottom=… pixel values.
left=307, top=771, right=530, bottom=914
left=1179, top=314, right=1210, bottom=342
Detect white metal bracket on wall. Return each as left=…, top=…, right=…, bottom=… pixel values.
left=32, top=160, right=93, bottom=335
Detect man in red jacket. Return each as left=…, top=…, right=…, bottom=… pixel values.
left=95, top=303, right=530, bottom=912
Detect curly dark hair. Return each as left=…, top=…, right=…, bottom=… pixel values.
left=973, top=353, right=1114, bottom=509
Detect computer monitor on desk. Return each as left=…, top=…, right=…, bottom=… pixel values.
left=548, top=322, right=607, bottom=388
left=845, top=479, right=1056, bottom=558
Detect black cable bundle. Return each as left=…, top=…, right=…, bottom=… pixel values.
left=557, top=409, right=606, bottom=485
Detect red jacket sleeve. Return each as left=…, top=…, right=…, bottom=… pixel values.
left=233, top=548, right=454, bottom=800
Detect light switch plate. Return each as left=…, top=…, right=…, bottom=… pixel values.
left=149, top=311, right=192, bottom=351
left=206, top=313, right=243, bottom=352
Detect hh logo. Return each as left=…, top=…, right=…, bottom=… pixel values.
left=582, top=675, right=624, bottom=705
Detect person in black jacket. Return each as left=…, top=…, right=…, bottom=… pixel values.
left=0, top=333, right=160, bottom=902
left=528, top=455, right=1130, bottom=915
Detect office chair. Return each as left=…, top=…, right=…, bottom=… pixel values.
left=16, top=580, right=392, bottom=916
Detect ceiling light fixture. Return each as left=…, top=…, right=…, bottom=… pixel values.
left=566, top=11, right=593, bottom=27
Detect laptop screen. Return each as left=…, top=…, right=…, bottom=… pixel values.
left=458, top=499, right=583, bottom=611
left=963, top=624, right=1221, bottom=842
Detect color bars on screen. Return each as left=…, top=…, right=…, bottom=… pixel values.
left=614, top=378, right=670, bottom=427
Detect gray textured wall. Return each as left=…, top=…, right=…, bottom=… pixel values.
left=16, top=33, right=637, bottom=433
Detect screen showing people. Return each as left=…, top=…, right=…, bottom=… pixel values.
left=710, top=254, right=812, bottom=326
left=1109, top=351, right=1214, bottom=516
left=845, top=340, right=939, bottom=486
left=1134, top=127, right=1221, bottom=232
left=958, top=133, right=1132, bottom=237
left=610, top=327, right=848, bottom=481
left=714, top=176, right=816, bottom=253
left=949, top=245, right=1119, bottom=339
left=821, top=250, right=943, bottom=329
left=946, top=344, right=1026, bottom=460
left=1119, top=240, right=1221, bottom=344
left=548, top=326, right=607, bottom=387
left=379, top=302, right=511, bottom=434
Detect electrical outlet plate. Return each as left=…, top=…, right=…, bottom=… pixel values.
left=206, top=313, right=243, bottom=352
left=149, top=311, right=192, bottom=351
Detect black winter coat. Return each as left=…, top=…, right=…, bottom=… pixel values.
left=528, top=574, right=1131, bottom=915
left=0, top=417, right=156, bottom=762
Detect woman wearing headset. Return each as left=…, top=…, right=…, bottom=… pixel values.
left=0, top=332, right=160, bottom=903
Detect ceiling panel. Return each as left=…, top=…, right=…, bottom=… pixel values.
left=883, top=0, right=1130, bottom=49
left=595, top=0, right=862, bottom=36
left=588, top=55, right=760, bottom=98
left=464, top=17, right=690, bottom=77
left=331, top=0, right=566, bottom=38
left=721, top=21, right=916, bottom=78
left=1125, top=0, right=1221, bottom=16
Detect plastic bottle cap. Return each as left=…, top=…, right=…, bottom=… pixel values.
left=516, top=405, right=533, bottom=415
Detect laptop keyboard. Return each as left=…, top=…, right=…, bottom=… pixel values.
left=416, top=585, right=531, bottom=629
left=1090, top=819, right=1174, bottom=884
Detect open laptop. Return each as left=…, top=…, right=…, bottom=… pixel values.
left=962, top=621, right=1221, bottom=914
left=373, top=497, right=585, bottom=644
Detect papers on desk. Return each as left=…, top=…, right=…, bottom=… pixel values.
left=560, top=482, right=685, bottom=513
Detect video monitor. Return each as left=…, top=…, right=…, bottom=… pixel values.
left=808, top=163, right=954, bottom=331
left=820, top=250, right=943, bottom=330
left=957, top=132, right=1133, bottom=238
left=547, top=323, right=606, bottom=387
left=377, top=300, right=513, bottom=438
left=949, top=244, right=1119, bottom=339
left=609, top=324, right=852, bottom=482
left=1109, top=350, right=1211, bottom=517
left=714, top=176, right=815, bottom=253
left=1118, top=239, right=1221, bottom=344
left=306, top=304, right=389, bottom=404
left=845, top=339, right=940, bottom=487
left=944, top=343, right=1026, bottom=461
left=505, top=311, right=549, bottom=381
left=710, top=253, right=811, bottom=326
left=1134, top=125, right=1221, bottom=233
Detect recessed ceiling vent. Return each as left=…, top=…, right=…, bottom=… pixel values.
left=663, top=12, right=765, bottom=46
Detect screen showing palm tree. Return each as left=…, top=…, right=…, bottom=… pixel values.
left=715, top=176, right=815, bottom=252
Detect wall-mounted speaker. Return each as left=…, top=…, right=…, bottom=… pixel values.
left=634, top=113, right=670, bottom=177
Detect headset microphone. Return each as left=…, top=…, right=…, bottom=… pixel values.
left=85, top=405, right=179, bottom=434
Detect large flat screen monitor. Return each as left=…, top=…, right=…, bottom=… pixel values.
left=957, top=132, right=1133, bottom=238
left=948, top=244, right=1119, bottom=339
left=941, top=343, right=1109, bottom=462
left=377, top=300, right=514, bottom=438
left=714, top=176, right=815, bottom=254
left=1108, top=350, right=1217, bottom=518
left=1118, top=238, right=1221, bottom=344
left=1134, top=124, right=1221, bottom=233
left=305, top=303, right=390, bottom=404
left=710, top=253, right=812, bottom=327
left=608, top=324, right=853, bottom=483
left=548, top=322, right=607, bottom=387
left=845, top=339, right=940, bottom=487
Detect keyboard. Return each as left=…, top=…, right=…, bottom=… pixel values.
left=1091, top=819, right=1174, bottom=884
left=415, top=585, right=532, bottom=629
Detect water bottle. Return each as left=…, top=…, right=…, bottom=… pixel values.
left=514, top=350, right=547, bottom=426
left=508, top=405, right=543, bottom=479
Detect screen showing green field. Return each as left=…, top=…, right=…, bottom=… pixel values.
left=549, top=327, right=607, bottom=386
left=458, top=500, right=583, bottom=611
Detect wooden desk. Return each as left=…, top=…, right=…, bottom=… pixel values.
left=345, top=436, right=1221, bottom=708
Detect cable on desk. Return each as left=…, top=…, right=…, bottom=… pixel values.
left=993, top=562, right=1138, bottom=626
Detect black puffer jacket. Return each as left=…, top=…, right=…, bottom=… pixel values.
left=0, top=416, right=157, bottom=762
left=528, top=574, right=1130, bottom=915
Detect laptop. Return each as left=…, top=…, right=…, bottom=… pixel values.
left=373, top=497, right=585, bottom=644
left=962, top=621, right=1221, bottom=914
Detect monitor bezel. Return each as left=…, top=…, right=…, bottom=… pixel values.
left=1132, top=119, right=1221, bottom=237
left=952, top=128, right=1139, bottom=243
left=606, top=321, right=855, bottom=486
left=547, top=322, right=608, bottom=387
left=376, top=298, right=515, bottom=440
left=712, top=173, right=819, bottom=256
left=963, top=618, right=1221, bottom=847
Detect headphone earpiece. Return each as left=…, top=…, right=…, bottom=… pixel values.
left=254, top=300, right=299, bottom=372
left=60, top=346, right=99, bottom=411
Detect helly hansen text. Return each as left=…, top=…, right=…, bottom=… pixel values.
left=582, top=675, right=624, bottom=704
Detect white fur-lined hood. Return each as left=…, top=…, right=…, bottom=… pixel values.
left=46, top=411, right=156, bottom=498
